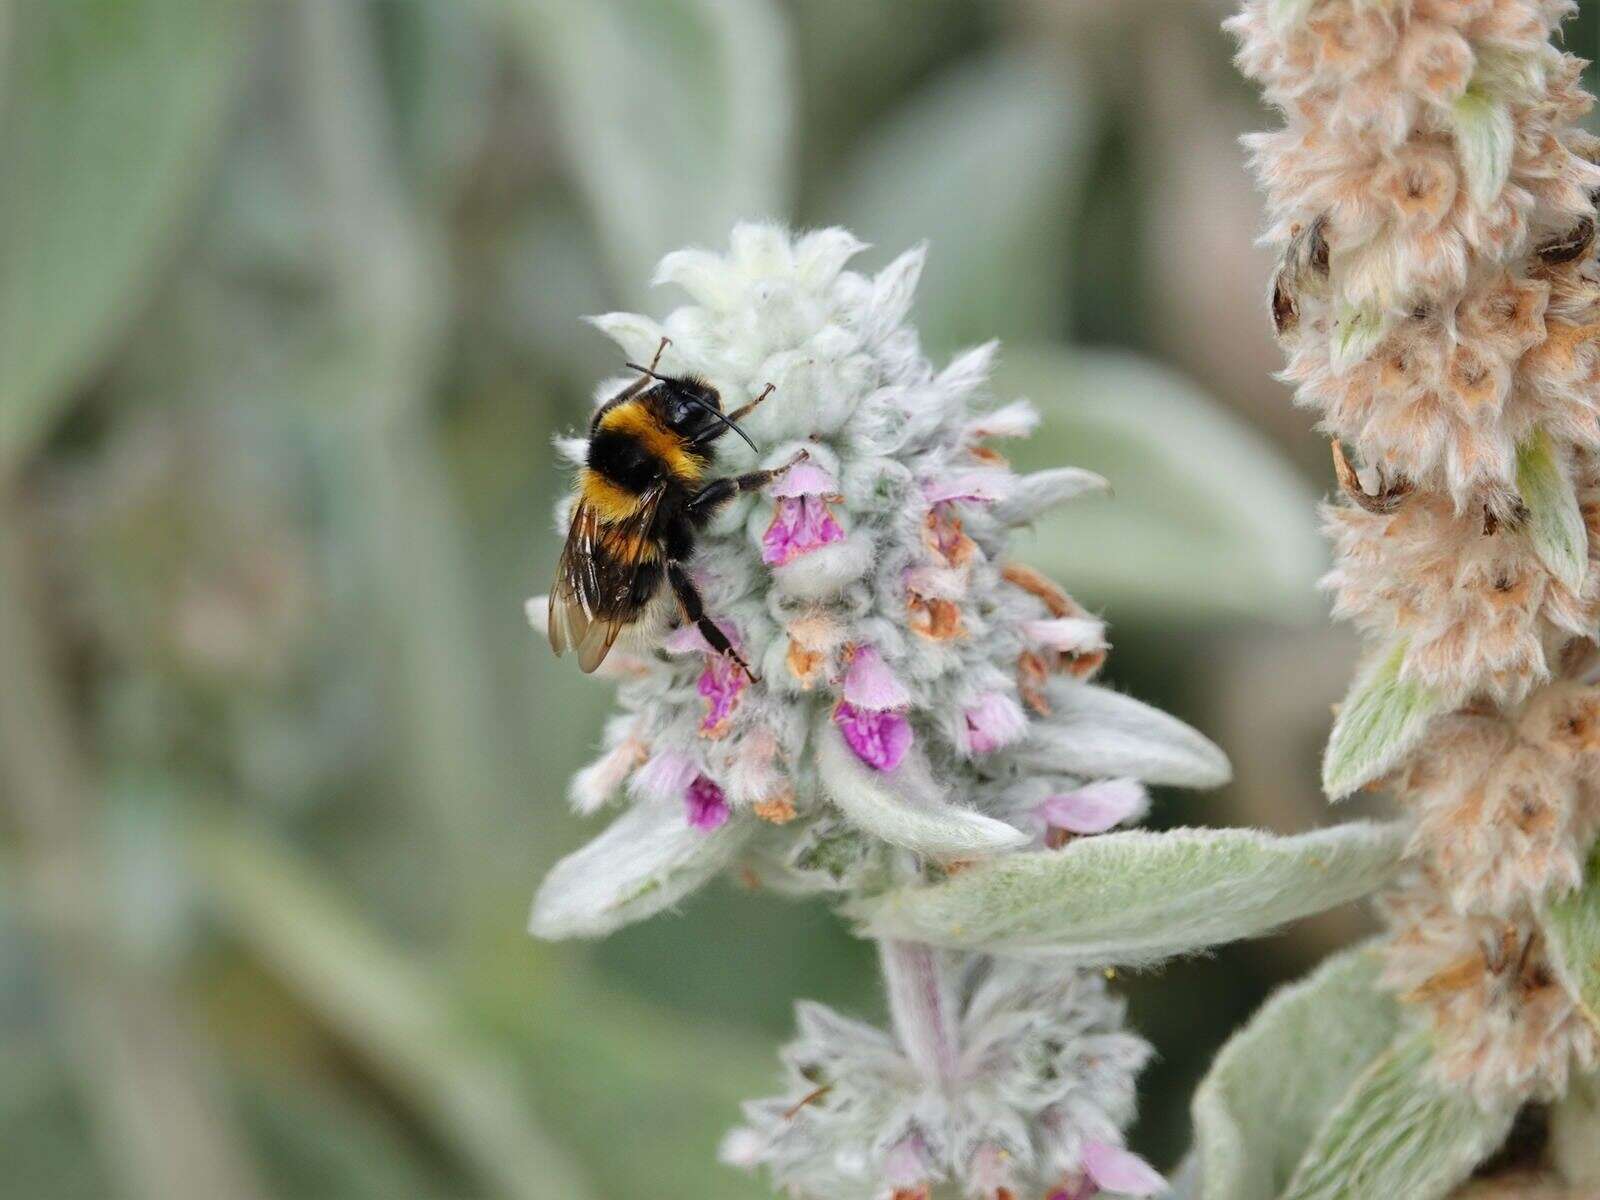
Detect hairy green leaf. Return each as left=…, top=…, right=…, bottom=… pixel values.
left=188, top=818, right=599, bottom=1200
left=1329, top=304, right=1389, bottom=372
left=530, top=800, right=754, bottom=939
left=504, top=0, right=794, bottom=300
left=1282, top=1031, right=1515, bottom=1200
left=1452, top=88, right=1514, bottom=211
left=1017, top=677, right=1232, bottom=788
left=1190, top=944, right=1399, bottom=1200
left=846, top=823, right=1405, bottom=964
left=824, top=50, right=1091, bottom=350
left=1550, top=1068, right=1600, bottom=1188
left=1543, top=844, right=1600, bottom=1036
left=0, top=0, right=246, bottom=472
left=998, top=346, right=1326, bottom=623
left=1517, top=428, right=1589, bottom=595
left=1323, top=640, right=1446, bottom=801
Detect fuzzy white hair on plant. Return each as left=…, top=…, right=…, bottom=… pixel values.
left=527, top=224, right=1230, bottom=943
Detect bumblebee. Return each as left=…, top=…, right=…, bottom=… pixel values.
left=549, top=338, right=803, bottom=679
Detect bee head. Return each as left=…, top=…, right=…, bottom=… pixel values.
left=625, top=362, right=758, bottom=453
left=662, top=376, right=724, bottom=436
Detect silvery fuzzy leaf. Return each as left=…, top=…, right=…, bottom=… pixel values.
left=529, top=801, right=753, bottom=939
left=1017, top=679, right=1231, bottom=789
left=1280, top=1031, right=1516, bottom=1200
left=506, top=0, right=794, bottom=300
left=1329, top=304, right=1390, bottom=373
left=1550, top=1068, right=1600, bottom=1187
left=1517, top=428, right=1589, bottom=595
left=992, top=467, right=1110, bottom=526
left=0, top=0, right=248, bottom=470
left=188, top=818, right=598, bottom=1200
left=1189, top=943, right=1399, bottom=1200
left=846, top=823, right=1405, bottom=965
left=996, top=347, right=1325, bottom=624
left=823, top=50, right=1092, bottom=352
left=1542, top=844, right=1600, bottom=1038
left=1323, top=639, right=1447, bottom=801
left=1452, top=89, right=1514, bottom=211
left=817, top=718, right=1029, bottom=858
left=1167, top=1152, right=1201, bottom=1200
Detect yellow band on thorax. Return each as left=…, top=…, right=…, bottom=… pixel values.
left=598, top=402, right=704, bottom=483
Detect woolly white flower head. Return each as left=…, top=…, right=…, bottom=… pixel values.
left=723, top=953, right=1162, bottom=1200
left=528, top=224, right=1230, bottom=940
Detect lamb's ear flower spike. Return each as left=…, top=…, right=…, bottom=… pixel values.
left=528, top=224, right=1405, bottom=1198
left=1200, top=1, right=1600, bottom=1196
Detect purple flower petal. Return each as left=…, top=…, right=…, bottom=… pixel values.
left=963, top=692, right=1028, bottom=755
left=665, top=616, right=740, bottom=655
left=762, top=496, right=846, bottom=566
left=834, top=701, right=912, bottom=772
left=698, top=656, right=747, bottom=736
left=1082, top=1141, right=1166, bottom=1196
left=1036, top=779, right=1148, bottom=834
left=685, top=774, right=730, bottom=830
left=769, top=459, right=840, bottom=498
left=842, top=645, right=911, bottom=711
left=629, top=750, right=700, bottom=804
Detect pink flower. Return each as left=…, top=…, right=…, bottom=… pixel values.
left=963, top=692, right=1029, bottom=756
left=1081, top=1141, right=1165, bottom=1196
left=629, top=750, right=699, bottom=804
left=762, top=496, right=845, bottom=566
left=685, top=774, right=730, bottom=830
left=664, top=617, right=736, bottom=655
left=698, top=654, right=747, bottom=737
left=834, top=700, right=912, bottom=771
left=769, top=459, right=840, bottom=499
left=883, top=1136, right=930, bottom=1189
left=843, top=645, right=911, bottom=711
left=763, top=460, right=847, bottom=566
left=1036, top=779, right=1147, bottom=836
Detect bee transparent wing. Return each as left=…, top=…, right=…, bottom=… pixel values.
left=549, top=488, right=665, bottom=674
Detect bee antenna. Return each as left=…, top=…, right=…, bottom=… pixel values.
left=624, top=361, right=671, bottom=383
left=683, top=395, right=760, bottom=454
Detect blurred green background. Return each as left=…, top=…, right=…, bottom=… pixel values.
left=1, top=1, right=1595, bottom=1198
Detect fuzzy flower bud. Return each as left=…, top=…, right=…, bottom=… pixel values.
left=722, top=957, right=1160, bottom=1200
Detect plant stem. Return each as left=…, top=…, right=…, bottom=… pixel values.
left=0, top=479, right=269, bottom=1200
left=879, top=939, right=960, bottom=1087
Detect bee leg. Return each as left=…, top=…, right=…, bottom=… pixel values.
left=724, top=382, right=775, bottom=424
left=666, top=562, right=759, bottom=682
left=590, top=338, right=674, bottom=433
left=647, top=335, right=670, bottom=373
left=684, top=450, right=810, bottom=526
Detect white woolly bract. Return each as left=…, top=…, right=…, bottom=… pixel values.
left=723, top=961, right=1150, bottom=1200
